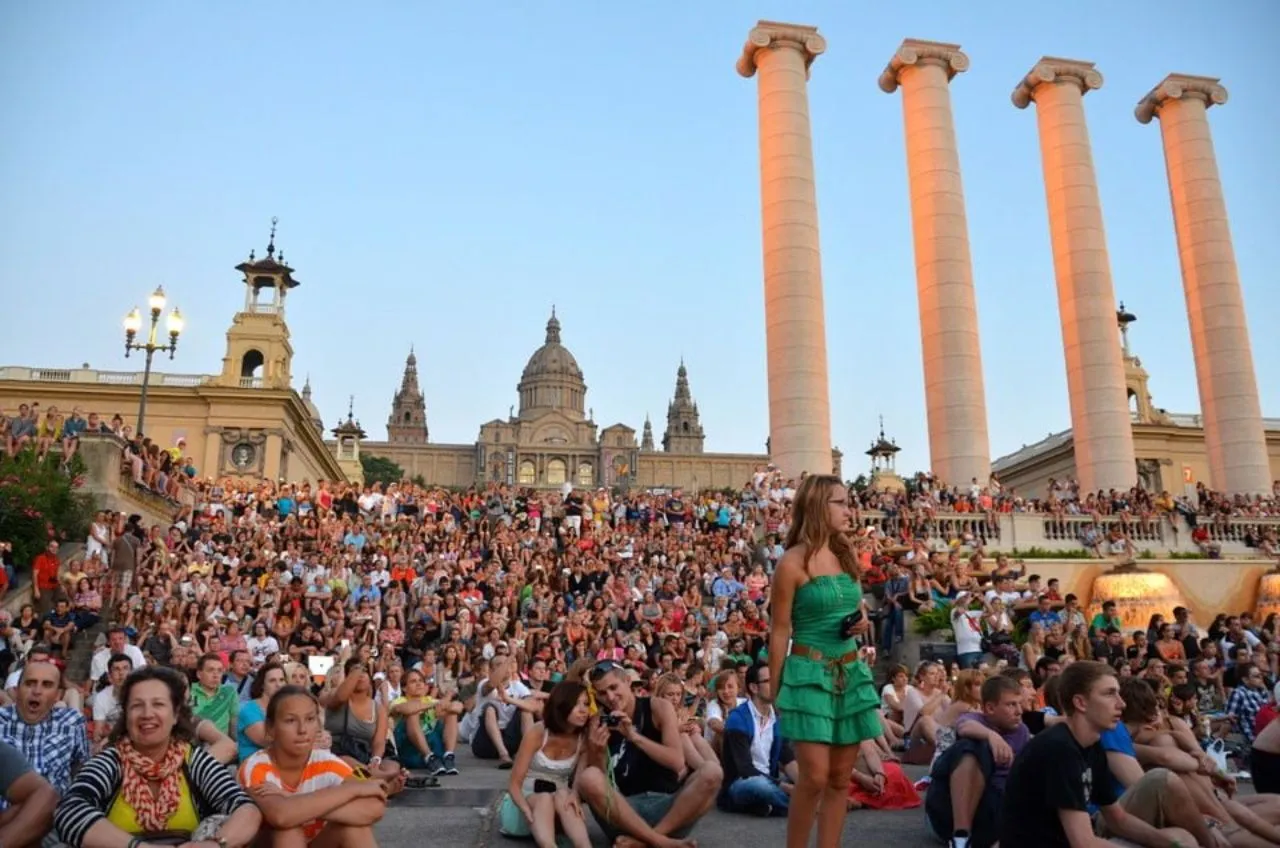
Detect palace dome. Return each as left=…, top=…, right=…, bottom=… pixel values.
left=520, top=309, right=583, bottom=382
left=517, top=308, right=586, bottom=420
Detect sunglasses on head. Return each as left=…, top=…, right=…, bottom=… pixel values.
left=590, top=660, right=621, bottom=682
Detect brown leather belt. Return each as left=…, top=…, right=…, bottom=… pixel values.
left=790, top=644, right=860, bottom=693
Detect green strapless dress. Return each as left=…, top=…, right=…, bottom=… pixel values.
left=776, top=572, right=881, bottom=746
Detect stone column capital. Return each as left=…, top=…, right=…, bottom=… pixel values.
left=878, top=38, right=969, bottom=93
left=1135, top=73, right=1229, bottom=124
left=1011, top=57, right=1104, bottom=109
left=737, top=20, right=825, bottom=79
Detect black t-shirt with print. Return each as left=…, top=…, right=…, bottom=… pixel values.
left=998, top=722, right=1118, bottom=847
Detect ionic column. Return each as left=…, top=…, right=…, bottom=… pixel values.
left=880, top=40, right=991, bottom=486
left=1136, top=75, right=1270, bottom=495
left=1013, top=58, right=1136, bottom=493
left=738, top=21, right=833, bottom=480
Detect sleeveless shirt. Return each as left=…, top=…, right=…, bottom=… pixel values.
left=608, top=697, right=680, bottom=796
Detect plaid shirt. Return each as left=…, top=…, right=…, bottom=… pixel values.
left=1226, top=685, right=1268, bottom=744
left=0, top=705, right=90, bottom=797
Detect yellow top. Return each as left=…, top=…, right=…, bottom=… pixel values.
left=106, top=774, right=200, bottom=836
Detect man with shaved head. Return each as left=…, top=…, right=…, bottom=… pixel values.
left=0, top=658, right=89, bottom=799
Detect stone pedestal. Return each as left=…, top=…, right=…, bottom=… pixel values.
left=78, top=432, right=128, bottom=502
left=880, top=40, right=991, bottom=486
left=1136, top=75, right=1271, bottom=495
left=1013, top=58, right=1137, bottom=493
left=738, top=21, right=833, bottom=480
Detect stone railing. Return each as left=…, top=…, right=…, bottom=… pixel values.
left=855, top=506, right=1278, bottom=559
left=0, top=365, right=211, bottom=387
left=857, top=509, right=1001, bottom=543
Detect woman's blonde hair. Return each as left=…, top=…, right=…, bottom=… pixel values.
left=783, top=474, right=858, bottom=578
left=953, top=668, right=984, bottom=700
left=651, top=672, right=683, bottom=699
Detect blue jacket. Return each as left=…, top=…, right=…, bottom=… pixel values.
left=718, top=700, right=791, bottom=802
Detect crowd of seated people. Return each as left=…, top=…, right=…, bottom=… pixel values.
left=0, top=460, right=1275, bottom=845
left=1, top=401, right=200, bottom=507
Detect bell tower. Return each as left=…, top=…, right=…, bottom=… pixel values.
left=1117, top=303, right=1167, bottom=425
left=662, top=360, right=705, bottom=454
left=217, top=218, right=299, bottom=390
left=388, top=347, right=428, bottom=443
left=332, top=397, right=367, bottom=484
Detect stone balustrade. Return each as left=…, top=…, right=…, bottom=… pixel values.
left=854, top=507, right=1279, bottom=559
left=0, top=365, right=211, bottom=387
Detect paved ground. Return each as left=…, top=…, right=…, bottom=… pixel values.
left=372, top=750, right=933, bottom=847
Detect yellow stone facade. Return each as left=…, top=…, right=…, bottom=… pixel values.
left=0, top=231, right=345, bottom=485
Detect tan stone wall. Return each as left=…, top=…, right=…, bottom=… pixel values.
left=636, top=453, right=765, bottom=491
left=363, top=442, right=477, bottom=488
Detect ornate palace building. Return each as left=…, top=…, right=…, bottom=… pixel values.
left=356, top=310, right=777, bottom=491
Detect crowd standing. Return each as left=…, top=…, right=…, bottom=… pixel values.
left=1, top=410, right=1280, bottom=846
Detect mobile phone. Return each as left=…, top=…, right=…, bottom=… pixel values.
left=533, top=779, right=557, bottom=794
left=341, top=639, right=351, bottom=649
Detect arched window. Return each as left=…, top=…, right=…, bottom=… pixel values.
left=518, top=461, right=536, bottom=485
left=546, top=458, right=567, bottom=485
left=403, top=411, right=411, bottom=423
left=577, top=462, right=594, bottom=487
left=682, top=421, right=690, bottom=433
left=240, top=349, right=264, bottom=378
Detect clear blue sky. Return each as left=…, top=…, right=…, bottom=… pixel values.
left=2, top=2, right=1276, bottom=475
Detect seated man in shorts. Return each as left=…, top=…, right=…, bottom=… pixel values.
left=925, top=674, right=1029, bottom=848
left=1104, top=677, right=1280, bottom=846
left=999, top=661, right=1197, bottom=848
left=576, top=662, right=719, bottom=848
left=390, top=668, right=463, bottom=777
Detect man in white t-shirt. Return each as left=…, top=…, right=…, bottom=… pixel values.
left=982, top=575, right=1025, bottom=609
left=951, top=592, right=986, bottom=669
left=90, top=653, right=133, bottom=750
left=88, top=628, right=146, bottom=682
left=463, top=657, right=536, bottom=767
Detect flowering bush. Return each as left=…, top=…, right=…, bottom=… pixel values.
left=0, top=451, right=95, bottom=572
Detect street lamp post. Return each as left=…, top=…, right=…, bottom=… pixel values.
left=123, top=286, right=184, bottom=438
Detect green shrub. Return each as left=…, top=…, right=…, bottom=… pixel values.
left=1167, top=551, right=1209, bottom=560
left=912, top=602, right=954, bottom=636
left=0, top=452, right=95, bottom=570
left=1010, top=546, right=1095, bottom=559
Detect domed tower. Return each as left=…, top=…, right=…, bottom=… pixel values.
left=517, top=308, right=587, bottom=420
left=388, top=347, right=428, bottom=443
left=662, top=360, right=704, bottom=453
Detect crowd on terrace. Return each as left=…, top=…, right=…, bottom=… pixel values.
left=2, top=397, right=1280, bottom=844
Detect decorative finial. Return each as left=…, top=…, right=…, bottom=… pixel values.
left=267, top=216, right=278, bottom=258
left=545, top=306, right=562, bottom=344
left=878, top=414, right=886, bottom=438
left=347, top=394, right=355, bottom=421
left=249, top=249, right=255, bottom=261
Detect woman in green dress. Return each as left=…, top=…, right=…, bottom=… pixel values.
left=769, top=474, right=883, bottom=848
